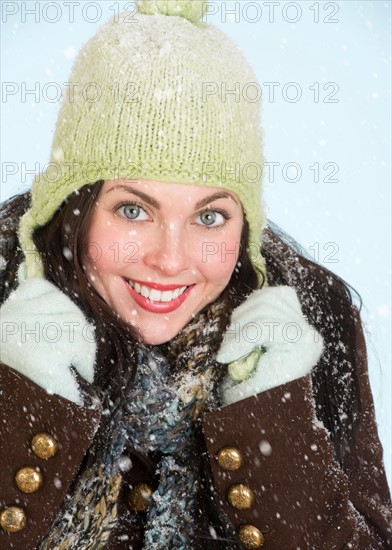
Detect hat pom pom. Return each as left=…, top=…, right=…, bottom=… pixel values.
left=135, top=0, right=208, bottom=22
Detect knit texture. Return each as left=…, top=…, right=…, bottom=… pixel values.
left=137, top=0, right=209, bottom=20
left=0, top=269, right=96, bottom=405
left=37, top=295, right=237, bottom=549
left=19, top=0, right=266, bottom=281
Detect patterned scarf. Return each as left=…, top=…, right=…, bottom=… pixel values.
left=38, top=296, right=233, bottom=549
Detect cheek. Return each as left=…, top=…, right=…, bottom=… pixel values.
left=85, top=221, right=141, bottom=272
left=195, top=233, right=240, bottom=283
left=85, top=222, right=118, bottom=272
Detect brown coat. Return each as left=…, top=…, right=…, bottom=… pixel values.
left=1, top=302, right=391, bottom=549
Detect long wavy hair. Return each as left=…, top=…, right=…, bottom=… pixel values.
left=0, top=184, right=364, bottom=547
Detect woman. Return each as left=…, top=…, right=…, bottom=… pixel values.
left=1, top=1, right=391, bottom=548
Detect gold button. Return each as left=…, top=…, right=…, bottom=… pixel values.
left=128, top=483, right=153, bottom=513
left=31, top=432, right=58, bottom=459
left=227, top=483, right=255, bottom=510
left=15, top=466, right=44, bottom=493
left=238, top=524, right=264, bottom=548
left=216, top=447, right=244, bottom=471
left=0, top=506, right=27, bottom=533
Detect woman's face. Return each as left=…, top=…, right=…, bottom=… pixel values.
left=84, top=179, right=244, bottom=344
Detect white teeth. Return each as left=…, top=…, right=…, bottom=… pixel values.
left=149, top=289, right=161, bottom=301
left=127, top=279, right=188, bottom=302
left=161, top=290, right=173, bottom=302
left=172, top=288, right=180, bottom=299
left=141, top=286, right=149, bottom=298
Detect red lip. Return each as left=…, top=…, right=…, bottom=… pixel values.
left=122, top=278, right=194, bottom=314
left=129, top=278, right=189, bottom=291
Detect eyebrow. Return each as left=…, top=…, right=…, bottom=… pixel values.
left=106, top=184, right=238, bottom=209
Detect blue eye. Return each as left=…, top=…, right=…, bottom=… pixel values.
left=197, top=210, right=227, bottom=227
left=117, top=203, right=149, bottom=221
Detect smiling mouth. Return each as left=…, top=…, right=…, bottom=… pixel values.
left=125, top=279, right=189, bottom=302
left=122, top=277, right=195, bottom=313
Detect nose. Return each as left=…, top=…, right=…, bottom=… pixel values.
left=143, top=223, right=189, bottom=277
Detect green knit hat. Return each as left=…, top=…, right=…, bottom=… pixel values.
left=19, top=0, right=266, bottom=281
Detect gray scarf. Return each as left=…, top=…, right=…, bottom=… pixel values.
left=38, top=297, right=234, bottom=549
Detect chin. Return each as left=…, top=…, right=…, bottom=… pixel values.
left=140, top=331, right=178, bottom=346
left=142, top=336, right=171, bottom=346
left=136, top=317, right=193, bottom=346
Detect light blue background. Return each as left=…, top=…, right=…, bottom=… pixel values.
left=1, top=1, right=391, bottom=488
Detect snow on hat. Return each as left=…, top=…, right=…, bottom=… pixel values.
left=19, top=0, right=266, bottom=281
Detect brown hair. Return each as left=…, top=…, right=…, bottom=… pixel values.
left=262, top=222, right=363, bottom=464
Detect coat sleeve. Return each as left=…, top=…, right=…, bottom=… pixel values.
left=0, top=363, right=102, bottom=550
left=202, top=308, right=392, bottom=549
